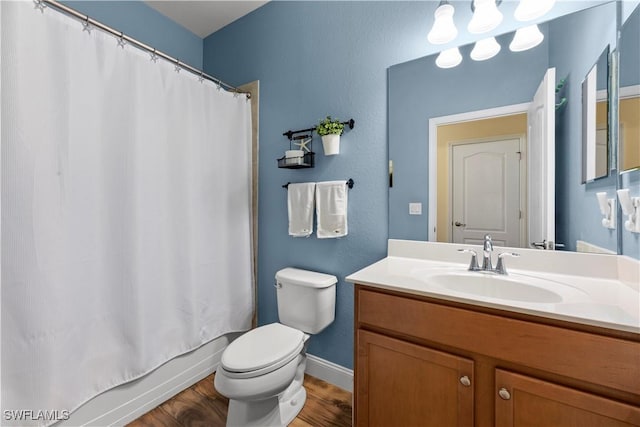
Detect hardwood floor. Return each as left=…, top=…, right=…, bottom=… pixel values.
left=127, top=373, right=352, bottom=427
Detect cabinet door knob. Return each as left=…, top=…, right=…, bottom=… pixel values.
left=459, top=376, right=471, bottom=387
left=498, top=387, right=511, bottom=400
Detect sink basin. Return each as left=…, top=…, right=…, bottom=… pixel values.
left=422, top=271, right=586, bottom=303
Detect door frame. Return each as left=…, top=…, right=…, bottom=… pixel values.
left=447, top=135, right=527, bottom=245
left=428, top=102, right=530, bottom=242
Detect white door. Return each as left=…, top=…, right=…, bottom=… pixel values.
left=451, top=138, right=521, bottom=247
left=528, top=68, right=556, bottom=249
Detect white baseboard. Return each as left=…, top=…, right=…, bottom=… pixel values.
left=59, top=332, right=242, bottom=427
left=305, top=354, right=353, bottom=393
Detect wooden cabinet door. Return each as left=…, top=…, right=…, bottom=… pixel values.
left=495, top=369, right=640, bottom=427
left=356, top=330, right=474, bottom=427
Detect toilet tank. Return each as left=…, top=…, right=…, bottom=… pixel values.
left=275, top=268, right=337, bottom=334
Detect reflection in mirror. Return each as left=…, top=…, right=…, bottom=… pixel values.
left=582, top=46, right=609, bottom=182
left=437, top=114, right=527, bottom=248
left=619, top=5, right=640, bottom=173
left=388, top=2, right=619, bottom=253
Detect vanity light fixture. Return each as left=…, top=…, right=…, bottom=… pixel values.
left=509, top=24, right=544, bottom=52
left=428, top=0, right=550, bottom=68
left=617, top=189, right=640, bottom=233
left=436, top=47, right=463, bottom=69
left=468, top=0, right=503, bottom=34
left=470, top=37, right=501, bottom=61
left=427, top=1, right=458, bottom=45
left=514, top=0, right=556, bottom=22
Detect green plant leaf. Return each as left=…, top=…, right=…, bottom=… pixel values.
left=316, top=115, right=345, bottom=136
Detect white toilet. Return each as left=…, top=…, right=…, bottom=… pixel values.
left=214, top=267, right=337, bottom=427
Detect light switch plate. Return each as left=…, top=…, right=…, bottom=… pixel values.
left=409, top=203, right=422, bottom=215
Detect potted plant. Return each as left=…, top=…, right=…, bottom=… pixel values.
left=316, top=116, right=345, bottom=156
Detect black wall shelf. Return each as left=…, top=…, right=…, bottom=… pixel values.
left=277, top=132, right=315, bottom=169
left=277, top=152, right=315, bottom=169
left=277, top=118, right=355, bottom=169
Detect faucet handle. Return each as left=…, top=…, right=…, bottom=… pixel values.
left=496, top=252, right=520, bottom=275
left=498, top=251, right=520, bottom=258
left=457, top=248, right=480, bottom=271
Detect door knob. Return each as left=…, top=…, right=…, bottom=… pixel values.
left=531, top=240, right=563, bottom=250
left=454, top=221, right=466, bottom=227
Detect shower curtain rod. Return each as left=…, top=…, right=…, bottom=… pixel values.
left=38, top=0, right=251, bottom=99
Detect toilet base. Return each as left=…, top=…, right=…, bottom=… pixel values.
left=225, top=354, right=308, bottom=427
left=225, top=385, right=306, bottom=427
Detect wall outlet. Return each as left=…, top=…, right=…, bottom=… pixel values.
left=409, top=203, right=422, bottom=215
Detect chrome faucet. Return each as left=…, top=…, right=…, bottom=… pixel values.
left=482, top=234, right=493, bottom=271
left=458, top=234, right=520, bottom=275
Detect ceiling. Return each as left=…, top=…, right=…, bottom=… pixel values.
left=145, top=1, right=269, bottom=38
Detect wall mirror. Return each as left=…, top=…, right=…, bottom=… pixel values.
left=582, top=46, right=609, bottom=183
left=619, top=4, right=640, bottom=173
left=388, top=1, right=619, bottom=253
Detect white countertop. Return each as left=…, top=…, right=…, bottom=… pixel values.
left=346, top=240, right=640, bottom=334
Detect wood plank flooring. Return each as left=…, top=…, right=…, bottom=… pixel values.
left=127, top=373, right=352, bottom=427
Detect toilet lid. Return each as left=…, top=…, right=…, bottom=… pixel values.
left=221, top=323, right=304, bottom=373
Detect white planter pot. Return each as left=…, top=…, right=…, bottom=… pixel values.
left=321, top=134, right=341, bottom=156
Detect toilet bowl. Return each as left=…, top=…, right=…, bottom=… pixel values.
left=214, top=268, right=337, bottom=427
left=215, top=323, right=309, bottom=426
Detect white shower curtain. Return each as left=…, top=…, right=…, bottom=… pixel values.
left=1, top=2, right=253, bottom=425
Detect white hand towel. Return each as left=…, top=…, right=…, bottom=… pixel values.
left=288, top=182, right=316, bottom=237
left=316, top=181, right=348, bottom=239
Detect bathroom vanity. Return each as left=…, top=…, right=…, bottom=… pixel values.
left=347, top=240, right=640, bottom=426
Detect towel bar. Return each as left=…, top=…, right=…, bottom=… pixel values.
left=283, top=179, right=354, bottom=189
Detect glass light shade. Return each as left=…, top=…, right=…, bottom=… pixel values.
left=435, top=47, right=463, bottom=69
left=468, top=0, right=503, bottom=34
left=509, top=24, right=544, bottom=52
left=470, top=37, right=501, bottom=61
left=514, top=0, right=555, bottom=22
left=427, top=3, right=458, bottom=44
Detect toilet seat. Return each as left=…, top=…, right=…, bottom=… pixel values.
left=220, top=323, right=304, bottom=379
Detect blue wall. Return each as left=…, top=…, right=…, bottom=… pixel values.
left=620, top=4, right=640, bottom=88
left=551, top=3, right=618, bottom=253
left=202, top=1, right=448, bottom=369
left=61, top=1, right=202, bottom=69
